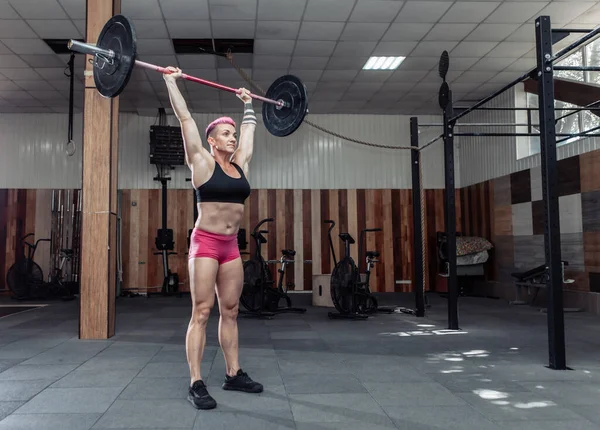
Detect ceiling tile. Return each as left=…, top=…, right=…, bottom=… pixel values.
left=453, top=70, right=497, bottom=83
left=353, top=70, right=394, bottom=82
left=213, top=20, right=255, bottom=38
left=73, top=19, right=85, bottom=36
left=411, top=41, right=458, bottom=57
left=303, top=0, right=356, bottom=22
left=253, top=55, right=291, bottom=69
left=10, top=0, right=68, bottom=19
left=136, top=39, right=175, bottom=56
left=121, top=0, right=164, bottom=18
left=2, top=68, right=41, bottom=81
left=349, top=0, right=404, bottom=23
left=57, top=0, right=85, bottom=19
left=177, top=55, right=216, bottom=69
left=159, top=0, right=209, bottom=19
left=485, top=2, right=548, bottom=24
left=372, top=41, right=418, bottom=56
left=13, top=79, right=48, bottom=90
left=289, top=70, right=323, bottom=82
left=441, top=2, right=500, bottom=23
left=504, top=58, right=534, bottom=72
left=130, top=20, right=169, bottom=39
left=387, top=70, right=427, bottom=83
left=320, top=70, right=359, bottom=82
left=0, top=41, right=10, bottom=55
left=340, top=23, right=389, bottom=41
left=0, top=1, right=18, bottom=19
left=290, top=56, right=330, bottom=69
left=1, top=38, right=52, bottom=55
left=569, top=3, right=600, bottom=23
left=0, top=90, right=35, bottom=101
left=0, top=80, right=20, bottom=90
left=0, top=19, right=38, bottom=38
left=258, top=0, right=307, bottom=20
left=27, top=20, right=80, bottom=39
left=487, top=41, right=533, bottom=58
left=471, top=56, right=516, bottom=71
left=28, top=90, right=64, bottom=100
left=534, top=2, right=596, bottom=24
left=412, top=81, right=441, bottom=92
left=326, top=56, right=369, bottom=70
left=465, top=23, right=521, bottom=41
left=252, top=69, right=287, bottom=81
left=504, top=24, right=535, bottom=42
left=165, top=20, right=212, bottom=39
left=450, top=57, right=482, bottom=70
left=424, top=23, right=478, bottom=41
left=0, top=54, right=29, bottom=67
left=396, top=1, right=452, bottom=23
left=293, top=41, right=336, bottom=57
left=451, top=41, right=498, bottom=57
left=333, top=41, right=376, bottom=57
left=20, top=54, right=65, bottom=68
left=210, top=0, right=257, bottom=20
left=487, top=71, right=524, bottom=83
left=396, top=57, right=438, bottom=71
left=380, top=82, right=416, bottom=93
left=383, top=23, right=435, bottom=41
left=254, top=40, right=296, bottom=56
left=217, top=54, right=252, bottom=68
left=255, top=21, right=300, bottom=40
left=297, top=21, right=345, bottom=41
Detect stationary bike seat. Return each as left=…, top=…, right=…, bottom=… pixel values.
left=366, top=251, right=380, bottom=258
left=282, top=249, right=296, bottom=257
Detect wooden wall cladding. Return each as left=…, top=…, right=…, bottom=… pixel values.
left=2, top=188, right=459, bottom=295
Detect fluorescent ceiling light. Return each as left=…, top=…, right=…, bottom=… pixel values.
left=363, top=56, right=405, bottom=70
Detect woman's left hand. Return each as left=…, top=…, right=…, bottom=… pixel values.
left=236, top=87, right=252, bottom=103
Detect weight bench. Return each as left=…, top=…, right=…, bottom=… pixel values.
left=510, top=261, right=575, bottom=306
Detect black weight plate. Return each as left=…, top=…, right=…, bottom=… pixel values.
left=439, top=50, right=449, bottom=81
left=439, top=81, right=450, bottom=110
left=95, top=14, right=137, bottom=98
left=262, top=75, right=308, bottom=137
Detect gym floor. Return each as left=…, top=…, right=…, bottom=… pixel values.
left=0, top=295, right=599, bottom=430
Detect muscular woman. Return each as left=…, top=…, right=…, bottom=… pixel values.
left=163, top=67, right=263, bottom=410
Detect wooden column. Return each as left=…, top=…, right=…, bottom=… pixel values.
left=79, top=0, right=120, bottom=339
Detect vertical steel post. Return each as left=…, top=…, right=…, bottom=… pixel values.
left=444, top=93, right=459, bottom=330
left=410, top=117, right=425, bottom=317
left=535, top=15, right=567, bottom=370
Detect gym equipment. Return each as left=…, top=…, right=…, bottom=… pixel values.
left=510, top=261, right=575, bottom=308
left=67, top=15, right=308, bottom=137
left=148, top=174, right=181, bottom=298
left=357, top=228, right=396, bottom=315
left=240, top=218, right=306, bottom=318
left=6, top=234, right=75, bottom=301
left=325, top=221, right=393, bottom=320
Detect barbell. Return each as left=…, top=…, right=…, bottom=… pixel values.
left=68, top=14, right=309, bottom=137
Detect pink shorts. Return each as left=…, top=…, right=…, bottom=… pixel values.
left=188, top=228, right=240, bottom=264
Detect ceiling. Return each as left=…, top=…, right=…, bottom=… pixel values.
left=0, top=0, right=599, bottom=116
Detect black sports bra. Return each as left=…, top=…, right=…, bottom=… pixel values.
left=194, top=162, right=251, bottom=205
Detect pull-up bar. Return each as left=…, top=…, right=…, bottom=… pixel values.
left=449, top=25, right=600, bottom=124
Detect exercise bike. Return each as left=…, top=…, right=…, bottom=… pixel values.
left=6, top=233, right=75, bottom=301
left=325, top=220, right=394, bottom=320
left=239, top=218, right=306, bottom=318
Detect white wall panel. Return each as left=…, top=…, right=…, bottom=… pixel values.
left=1, top=111, right=447, bottom=190
left=459, top=86, right=600, bottom=187
left=0, top=113, right=83, bottom=189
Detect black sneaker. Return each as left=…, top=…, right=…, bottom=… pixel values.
left=187, top=380, right=217, bottom=410
left=222, top=369, right=263, bottom=393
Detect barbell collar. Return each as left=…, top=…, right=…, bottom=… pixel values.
left=68, top=39, right=115, bottom=60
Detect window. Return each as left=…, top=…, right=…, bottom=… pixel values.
left=516, top=46, right=600, bottom=160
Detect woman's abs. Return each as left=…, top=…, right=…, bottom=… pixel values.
left=195, top=202, right=245, bottom=235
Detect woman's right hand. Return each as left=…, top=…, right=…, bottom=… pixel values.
left=163, top=66, right=182, bottom=82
